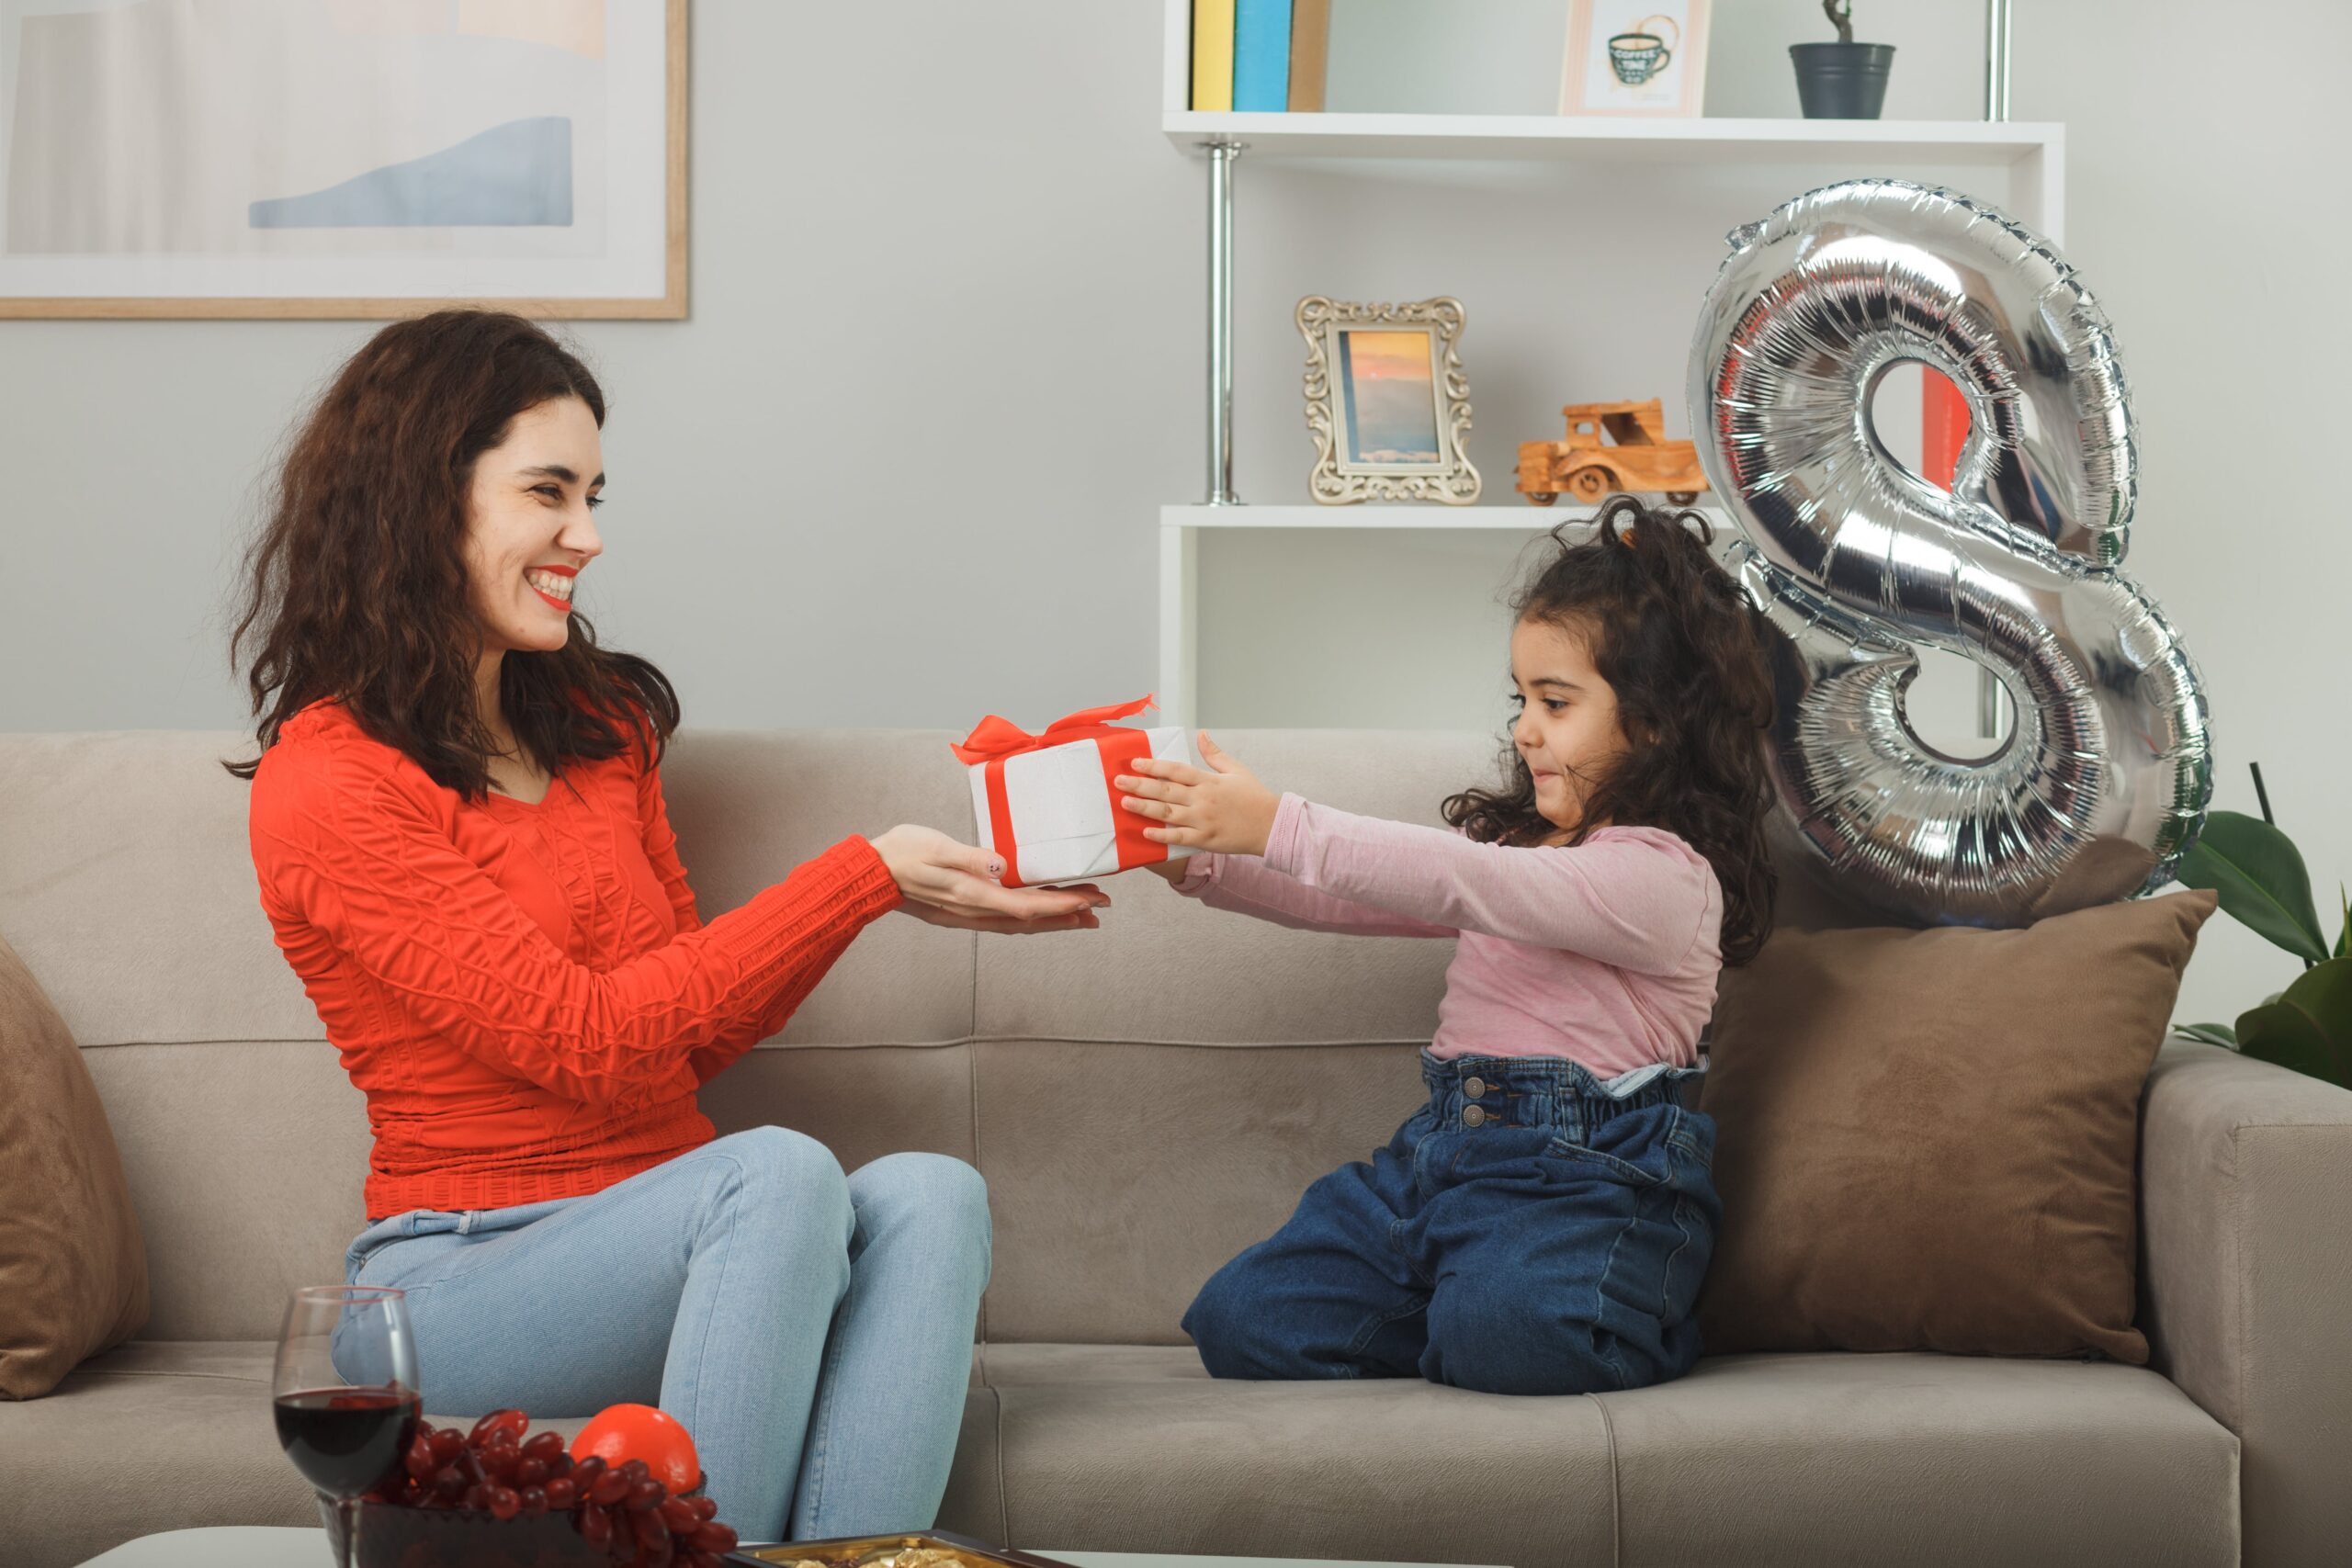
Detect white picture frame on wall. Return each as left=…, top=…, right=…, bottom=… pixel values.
left=0, top=0, right=685, bottom=318
left=1559, top=0, right=1711, bottom=118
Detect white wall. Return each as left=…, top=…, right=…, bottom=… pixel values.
left=0, top=1, right=1197, bottom=736
left=2, top=0, right=2344, bottom=1026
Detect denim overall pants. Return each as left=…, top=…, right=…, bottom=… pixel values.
left=1182, top=1050, right=1720, bottom=1395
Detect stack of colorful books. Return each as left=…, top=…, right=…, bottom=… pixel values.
left=1190, top=0, right=1331, bottom=112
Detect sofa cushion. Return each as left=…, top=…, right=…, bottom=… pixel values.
left=0, top=1341, right=1000, bottom=1568
left=0, top=931, right=148, bottom=1398
left=1598, top=1346, right=2237, bottom=1567
left=0, top=1343, right=313, bottom=1568
left=972, top=1039, right=1432, bottom=1345
left=973, top=1342, right=2236, bottom=1568
left=0, top=728, right=978, bottom=1059
left=1696, top=887, right=2220, bottom=1363
left=77, top=1039, right=997, bottom=1346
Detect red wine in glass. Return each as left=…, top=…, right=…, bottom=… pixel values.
left=274, top=1285, right=419, bottom=1568
left=274, top=1385, right=420, bottom=1498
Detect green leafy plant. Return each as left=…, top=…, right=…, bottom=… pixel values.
left=1822, top=1, right=1854, bottom=43
left=2171, top=762, right=2352, bottom=1089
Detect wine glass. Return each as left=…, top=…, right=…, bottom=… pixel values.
left=273, top=1285, right=420, bottom=1568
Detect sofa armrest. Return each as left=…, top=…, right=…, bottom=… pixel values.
left=2140, top=1036, right=2352, bottom=1568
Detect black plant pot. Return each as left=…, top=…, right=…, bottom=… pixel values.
left=1790, top=41, right=1894, bottom=118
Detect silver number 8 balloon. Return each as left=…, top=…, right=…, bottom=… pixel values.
left=1688, top=179, right=2213, bottom=928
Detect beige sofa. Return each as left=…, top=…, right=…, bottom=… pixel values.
left=3, top=727, right=2347, bottom=1568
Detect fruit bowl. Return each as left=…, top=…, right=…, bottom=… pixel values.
left=330, top=1407, right=737, bottom=1568
left=335, top=1496, right=606, bottom=1568
left=331, top=1479, right=721, bottom=1568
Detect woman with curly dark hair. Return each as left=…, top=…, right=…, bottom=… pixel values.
left=1114, top=493, right=1778, bottom=1396
left=227, top=310, right=1108, bottom=1542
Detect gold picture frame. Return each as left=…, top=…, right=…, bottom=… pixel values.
left=1297, top=295, right=1480, bottom=504
left=0, top=0, right=687, bottom=320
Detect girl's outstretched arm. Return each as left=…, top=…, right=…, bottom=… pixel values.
left=1259, top=795, right=1713, bottom=972
left=1154, top=847, right=1457, bottom=938
left=1121, top=735, right=1713, bottom=973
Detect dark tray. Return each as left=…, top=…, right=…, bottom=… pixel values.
left=332, top=1496, right=605, bottom=1567
left=728, top=1530, right=1088, bottom=1568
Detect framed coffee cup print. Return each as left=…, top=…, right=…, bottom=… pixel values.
left=1560, top=0, right=1710, bottom=118
left=1297, top=296, right=1481, bottom=506
left=0, top=0, right=685, bottom=318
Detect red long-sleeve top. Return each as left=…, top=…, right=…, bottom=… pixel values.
left=247, top=697, right=902, bottom=1220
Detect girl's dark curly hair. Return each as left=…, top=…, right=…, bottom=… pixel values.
left=220, top=310, right=677, bottom=795
left=1442, top=494, right=1781, bottom=965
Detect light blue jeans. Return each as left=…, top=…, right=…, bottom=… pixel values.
left=341, top=1127, right=990, bottom=1544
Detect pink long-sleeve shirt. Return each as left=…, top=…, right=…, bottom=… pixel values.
left=1175, top=793, right=1723, bottom=1076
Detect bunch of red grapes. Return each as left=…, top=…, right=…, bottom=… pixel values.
left=365, top=1407, right=740, bottom=1568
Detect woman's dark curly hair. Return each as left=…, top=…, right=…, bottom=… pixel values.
left=220, top=310, right=677, bottom=795
left=1442, top=494, right=1781, bottom=965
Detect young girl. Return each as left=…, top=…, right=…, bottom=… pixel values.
left=1114, top=494, right=1778, bottom=1397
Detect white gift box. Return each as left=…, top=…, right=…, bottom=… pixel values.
left=965, top=726, right=1200, bottom=887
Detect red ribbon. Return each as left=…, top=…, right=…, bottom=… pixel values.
left=950, top=694, right=1159, bottom=764
left=954, top=695, right=1165, bottom=888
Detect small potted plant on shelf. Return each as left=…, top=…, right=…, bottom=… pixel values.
left=1791, top=1, right=1895, bottom=119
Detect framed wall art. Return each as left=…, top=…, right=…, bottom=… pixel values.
left=1296, top=295, right=1480, bottom=505
left=1559, top=0, right=1711, bottom=118
left=0, top=0, right=686, bottom=318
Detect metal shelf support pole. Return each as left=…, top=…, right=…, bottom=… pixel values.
left=1984, top=0, right=2014, bottom=122
left=1976, top=0, right=2016, bottom=739
left=1202, top=139, right=1244, bottom=506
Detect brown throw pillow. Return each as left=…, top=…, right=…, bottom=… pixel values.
left=1695, top=887, right=2219, bottom=1364
left=0, top=931, right=148, bottom=1398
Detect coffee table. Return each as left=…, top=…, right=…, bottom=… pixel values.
left=74, top=1528, right=1509, bottom=1568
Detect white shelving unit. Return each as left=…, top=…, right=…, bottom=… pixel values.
left=1157, top=0, right=2058, bottom=729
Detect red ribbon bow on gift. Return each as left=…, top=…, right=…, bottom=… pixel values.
left=950, top=694, right=1160, bottom=764
left=950, top=695, right=1166, bottom=887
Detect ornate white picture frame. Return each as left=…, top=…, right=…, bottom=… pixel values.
left=1297, top=295, right=1480, bottom=505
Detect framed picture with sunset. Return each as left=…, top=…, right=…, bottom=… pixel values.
left=1296, top=295, right=1482, bottom=504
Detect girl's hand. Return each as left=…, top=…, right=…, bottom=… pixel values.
left=1115, top=731, right=1281, bottom=857
left=869, top=824, right=1109, bottom=933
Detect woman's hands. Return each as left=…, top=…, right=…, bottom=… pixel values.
left=1116, top=732, right=1281, bottom=857
left=867, top=730, right=1276, bottom=931
left=869, top=824, right=1109, bottom=934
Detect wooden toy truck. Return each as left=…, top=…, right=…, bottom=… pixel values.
left=1517, top=399, right=1709, bottom=505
